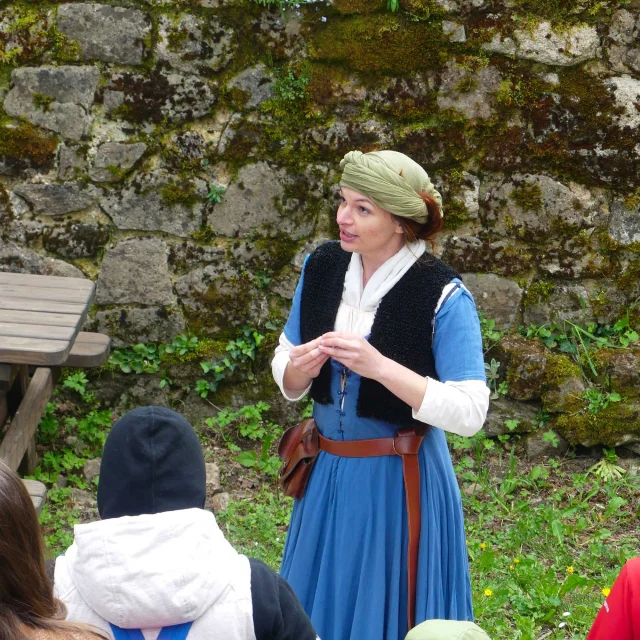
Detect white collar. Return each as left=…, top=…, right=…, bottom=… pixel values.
left=342, top=240, right=426, bottom=312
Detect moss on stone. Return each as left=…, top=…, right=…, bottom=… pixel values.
left=524, top=280, right=555, bottom=306
left=543, top=353, right=582, bottom=388
left=553, top=401, right=640, bottom=447
left=623, top=188, right=640, bottom=210
left=311, top=14, right=446, bottom=75
left=331, top=0, right=385, bottom=15
left=510, top=182, right=543, bottom=213
left=49, top=25, right=81, bottom=63
left=443, top=198, right=471, bottom=230
left=32, top=91, right=54, bottom=112
left=253, top=233, right=298, bottom=272
left=616, top=260, right=640, bottom=292
left=508, top=0, right=624, bottom=25
left=160, top=182, right=200, bottom=207
left=402, top=0, right=448, bottom=21
left=0, top=122, right=57, bottom=167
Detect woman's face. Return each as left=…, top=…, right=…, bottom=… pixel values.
left=336, top=187, right=404, bottom=257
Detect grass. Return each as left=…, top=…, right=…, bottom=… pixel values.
left=218, top=431, right=640, bottom=639
left=451, top=432, right=639, bottom=639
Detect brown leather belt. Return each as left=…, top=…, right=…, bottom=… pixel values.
left=318, top=428, right=427, bottom=630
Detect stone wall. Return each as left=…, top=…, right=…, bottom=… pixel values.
left=1, top=0, right=639, bottom=450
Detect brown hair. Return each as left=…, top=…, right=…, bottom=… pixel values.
left=394, top=191, right=444, bottom=247
left=0, top=462, right=104, bottom=640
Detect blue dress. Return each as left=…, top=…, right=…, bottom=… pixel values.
left=279, top=264, right=485, bottom=640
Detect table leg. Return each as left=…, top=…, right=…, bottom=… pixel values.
left=19, top=435, right=38, bottom=476
left=0, top=393, right=7, bottom=431
left=0, top=367, right=54, bottom=472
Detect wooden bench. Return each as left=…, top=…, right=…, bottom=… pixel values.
left=23, top=478, right=47, bottom=516
left=62, top=332, right=111, bottom=368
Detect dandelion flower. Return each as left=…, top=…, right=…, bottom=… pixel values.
left=480, top=543, right=486, bottom=550
left=513, top=558, right=520, bottom=564
left=484, top=589, right=493, bottom=597
left=567, top=566, right=574, bottom=574
left=602, top=588, right=611, bottom=597
left=509, top=565, right=514, bottom=571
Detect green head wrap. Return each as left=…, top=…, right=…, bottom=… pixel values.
left=339, top=150, right=442, bottom=224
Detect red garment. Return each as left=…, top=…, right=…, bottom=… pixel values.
left=587, top=558, right=640, bottom=640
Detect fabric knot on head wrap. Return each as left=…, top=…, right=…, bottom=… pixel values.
left=339, top=150, right=443, bottom=224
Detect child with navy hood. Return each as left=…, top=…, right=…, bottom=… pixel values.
left=53, top=406, right=319, bottom=640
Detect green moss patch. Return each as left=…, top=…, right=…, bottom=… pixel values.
left=311, top=14, right=446, bottom=75
left=0, top=122, right=57, bottom=167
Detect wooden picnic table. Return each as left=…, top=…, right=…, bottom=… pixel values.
left=0, top=272, right=111, bottom=506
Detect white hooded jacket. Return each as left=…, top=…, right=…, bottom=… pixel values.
left=54, top=508, right=255, bottom=640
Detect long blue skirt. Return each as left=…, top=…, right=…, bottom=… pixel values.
left=280, top=369, right=473, bottom=640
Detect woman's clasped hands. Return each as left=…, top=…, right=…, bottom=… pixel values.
left=319, top=332, right=386, bottom=380
left=288, top=333, right=386, bottom=381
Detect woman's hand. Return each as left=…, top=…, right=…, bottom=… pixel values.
left=288, top=337, right=330, bottom=379
left=318, top=332, right=386, bottom=381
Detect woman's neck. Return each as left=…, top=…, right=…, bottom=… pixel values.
left=360, top=241, right=406, bottom=287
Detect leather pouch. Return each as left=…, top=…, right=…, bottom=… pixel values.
left=278, top=418, right=319, bottom=499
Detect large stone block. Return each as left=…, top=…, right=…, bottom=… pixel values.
left=434, top=0, right=488, bottom=10
left=610, top=200, right=640, bottom=245
left=168, top=242, right=226, bottom=273
left=607, top=10, right=640, bottom=74
left=461, top=272, right=523, bottom=329
left=437, top=61, right=501, bottom=120
left=227, top=65, right=274, bottom=108
left=42, top=221, right=109, bottom=259
left=607, top=76, right=640, bottom=129
left=304, top=119, right=393, bottom=160
left=483, top=22, right=599, bottom=66
left=57, top=3, right=151, bottom=65
left=483, top=396, right=541, bottom=437
left=94, top=307, right=186, bottom=346
left=104, top=70, right=217, bottom=124
left=89, top=142, right=147, bottom=183
left=443, top=236, right=532, bottom=277
left=157, top=14, right=235, bottom=74
left=96, top=237, right=175, bottom=305
left=553, top=400, right=640, bottom=447
left=597, top=348, right=640, bottom=399
left=99, top=170, right=206, bottom=238
left=58, top=145, right=88, bottom=180
left=525, top=431, right=569, bottom=459
left=0, top=240, right=84, bottom=277
left=3, top=66, right=99, bottom=140
left=208, top=162, right=317, bottom=240
left=523, top=282, right=594, bottom=327
left=481, top=174, right=608, bottom=242
left=497, top=335, right=549, bottom=401
left=13, top=183, right=99, bottom=216
left=175, top=262, right=269, bottom=334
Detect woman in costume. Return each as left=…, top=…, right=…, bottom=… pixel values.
left=271, top=150, right=489, bottom=640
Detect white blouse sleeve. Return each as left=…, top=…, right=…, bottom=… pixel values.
left=412, top=379, right=489, bottom=437
left=271, top=332, right=312, bottom=401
